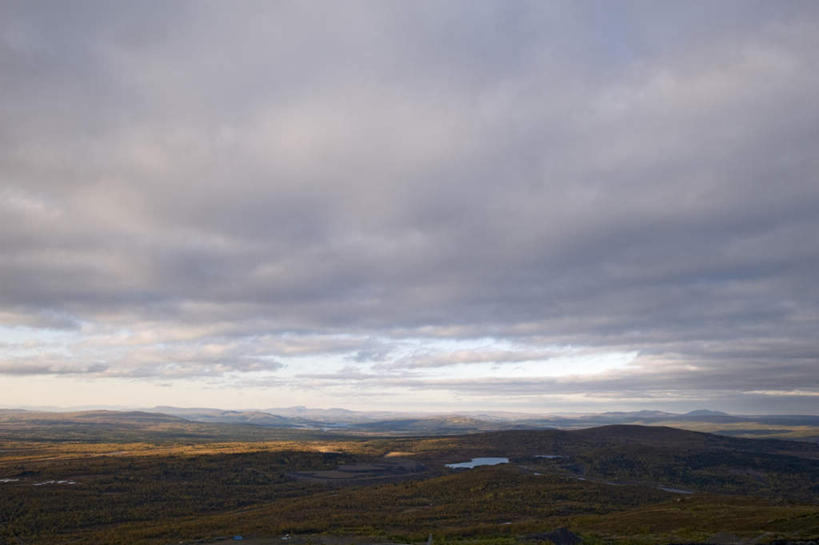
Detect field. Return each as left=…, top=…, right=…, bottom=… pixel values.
left=1, top=412, right=818, bottom=545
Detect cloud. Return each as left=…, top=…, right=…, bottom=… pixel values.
left=0, top=1, right=818, bottom=411
left=382, top=348, right=566, bottom=370
left=0, top=362, right=108, bottom=376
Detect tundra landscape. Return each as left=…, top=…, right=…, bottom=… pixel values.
left=1, top=409, right=818, bottom=544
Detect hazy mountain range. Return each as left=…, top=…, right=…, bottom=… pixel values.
left=136, top=406, right=819, bottom=439
left=3, top=406, right=817, bottom=441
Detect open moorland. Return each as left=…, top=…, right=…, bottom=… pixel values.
left=1, top=411, right=817, bottom=545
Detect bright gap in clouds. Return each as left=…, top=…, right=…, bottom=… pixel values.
left=426, top=350, right=638, bottom=380
left=358, top=338, right=639, bottom=379
left=0, top=326, right=641, bottom=411
left=0, top=323, right=637, bottom=387
left=236, top=336, right=640, bottom=387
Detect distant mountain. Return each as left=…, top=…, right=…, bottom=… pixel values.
left=152, top=406, right=320, bottom=428
left=65, top=410, right=187, bottom=423
left=0, top=408, right=29, bottom=416
left=684, top=409, right=730, bottom=416
left=601, top=410, right=676, bottom=419
left=0, top=409, right=187, bottom=425
left=2, top=405, right=818, bottom=443
left=263, top=406, right=416, bottom=423
left=348, top=416, right=538, bottom=434
left=116, top=406, right=819, bottom=441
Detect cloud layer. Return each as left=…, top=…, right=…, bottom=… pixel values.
left=1, top=1, right=818, bottom=412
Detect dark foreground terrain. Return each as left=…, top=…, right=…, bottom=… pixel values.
left=0, top=411, right=817, bottom=545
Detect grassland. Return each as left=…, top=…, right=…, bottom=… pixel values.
left=0, top=413, right=817, bottom=545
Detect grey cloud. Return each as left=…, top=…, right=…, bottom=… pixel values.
left=105, top=358, right=285, bottom=379
left=1, top=1, right=818, bottom=410
left=0, top=362, right=108, bottom=376
left=301, top=361, right=816, bottom=407
left=0, top=354, right=284, bottom=379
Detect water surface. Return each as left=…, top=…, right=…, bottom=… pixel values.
left=658, top=486, right=693, bottom=494
left=445, top=457, right=509, bottom=469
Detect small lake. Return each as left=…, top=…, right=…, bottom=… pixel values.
left=32, top=480, right=77, bottom=486
left=658, top=486, right=693, bottom=494
left=445, top=457, right=509, bottom=469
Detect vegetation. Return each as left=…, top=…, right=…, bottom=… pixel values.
left=0, top=415, right=817, bottom=545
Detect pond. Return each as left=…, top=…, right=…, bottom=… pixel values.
left=445, top=457, right=509, bottom=469
left=658, top=486, right=693, bottom=494
left=32, top=480, right=77, bottom=486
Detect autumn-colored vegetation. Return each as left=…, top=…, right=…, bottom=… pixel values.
left=1, top=419, right=817, bottom=545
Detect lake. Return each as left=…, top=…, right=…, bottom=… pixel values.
left=445, top=457, right=509, bottom=469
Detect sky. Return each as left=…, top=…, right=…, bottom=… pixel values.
left=1, top=1, right=818, bottom=414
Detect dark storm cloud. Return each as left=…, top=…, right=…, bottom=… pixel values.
left=1, top=1, right=818, bottom=410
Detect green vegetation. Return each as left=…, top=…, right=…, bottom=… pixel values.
left=0, top=415, right=817, bottom=545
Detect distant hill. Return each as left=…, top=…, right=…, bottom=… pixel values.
left=601, top=410, right=676, bottom=419
left=6, top=406, right=818, bottom=442
left=0, top=409, right=333, bottom=442
left=137, top=407, right=819, bottom=440
left=684, top=409, right=730, bottom=416
left=348, top=415, right=538, bottom=434
left=263, top=406, right=421, bottom=423
left=0, top=409, right=187, bottom=425
left=152, top=406, right=316, bottom=427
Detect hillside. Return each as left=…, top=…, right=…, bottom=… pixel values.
left=1, top=419, right=817, bottom=544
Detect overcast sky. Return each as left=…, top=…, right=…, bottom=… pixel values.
left=1, top=1, right=818, bottom=414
